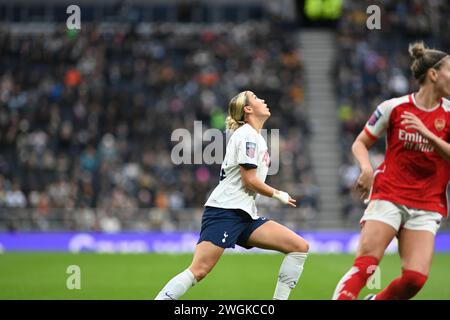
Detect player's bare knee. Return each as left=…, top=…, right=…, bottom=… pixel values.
left=190, top=264, right=211, bottom=282
left=357, top=240, right=382, bottom=259
left=288, top=238, right=309, bottom=253
left=357, top=248, right=381, bottom=260
left=299, top=239, right=309, bottom=253
left=193, top=270, right=208, bottom=282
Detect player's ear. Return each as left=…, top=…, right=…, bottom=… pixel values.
left=243, top=105, right=252, bottom=114
left=428, top=68, right=438, bottom=83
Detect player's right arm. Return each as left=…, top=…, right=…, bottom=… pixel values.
left=353, top=99, right=394, bottom=200
left=352, top=130, right=377, bottom=200
left=239, top=166, right=296, bottom=207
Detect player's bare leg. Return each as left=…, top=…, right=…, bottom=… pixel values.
left=246, top=220, right=309, bottom=253
left=246, top=220, right=309, bottom=300
left=189, top=241, right=225, bottom=281
left=332, top=220, right=397, bottom=300
left=356, top=220, right=397, bottom=259
left=375, top=229, right=434, bottom=300
left=155, top=241, right=224, bottom=300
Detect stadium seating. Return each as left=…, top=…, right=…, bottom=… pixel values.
left=0, top=20, right=317, bottom=231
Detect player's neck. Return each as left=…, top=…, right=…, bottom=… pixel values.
left=415, top=87, right=442, bottom=110
left=246, top=118, right=264, bottom=133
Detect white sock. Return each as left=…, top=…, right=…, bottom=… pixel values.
left=273, top=252, right=308, bottom=300
left=154, top=268, right=197, bottom=300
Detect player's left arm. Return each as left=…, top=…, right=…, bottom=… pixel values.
left=239, top=167, right=297, bottom=207
left=401, top=111, right=450, bottom=162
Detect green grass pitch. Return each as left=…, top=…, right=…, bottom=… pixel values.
left=1, top=253, right=449, bottom=299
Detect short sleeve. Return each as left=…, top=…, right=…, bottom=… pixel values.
left=443, top=99, right=450, bottom=142
left=364, top=100, right=394, bottom=141
left=237, top=131, right=258, bottom=169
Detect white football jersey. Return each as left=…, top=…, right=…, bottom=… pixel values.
left=205, top=123, right=270, bottom=219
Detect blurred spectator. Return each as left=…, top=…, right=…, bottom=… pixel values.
left=6, top=182, right=27, bottom=208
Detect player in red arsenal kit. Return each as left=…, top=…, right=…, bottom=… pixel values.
left=333, top=42, right=450, bottom=300
left=364, top=93, right=450, bottom=216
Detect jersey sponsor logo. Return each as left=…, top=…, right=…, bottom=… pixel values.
left=246, top=142, right=256, bottom=158
left=435, top=119, right=445, bottom=131
left=368, top=108, right=382, bottom=126
left=399, top=129, right=434, bottom=152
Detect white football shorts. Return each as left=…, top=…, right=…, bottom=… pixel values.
left=360, top=200, right=442, bottom=235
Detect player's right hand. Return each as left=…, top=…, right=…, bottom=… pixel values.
left=354, top=167, right=373, bottom=202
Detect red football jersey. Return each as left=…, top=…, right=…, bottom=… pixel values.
left=364, top=93, right=450, bottom=217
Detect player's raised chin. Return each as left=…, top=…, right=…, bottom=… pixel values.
left=245, top=91, right=271, bottom=119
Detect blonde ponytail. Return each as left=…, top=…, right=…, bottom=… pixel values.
left=225, top=116, right=245, bottom=131
left=226, top=91, right=249, bottom=131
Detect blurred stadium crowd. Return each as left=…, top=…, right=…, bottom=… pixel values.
left=336, top=0, right=450, bottom=223
left=0, top=20, right=315, bottom=231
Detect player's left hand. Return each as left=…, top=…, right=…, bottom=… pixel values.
left=272, top=190, right=297, bottom=207
left=401, top=111, right=434, bottom=140
left=287, top=197, right=297, bottom=207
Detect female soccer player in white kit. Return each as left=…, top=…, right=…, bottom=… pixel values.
left=333, top=42, right=450, bottom=300
left=155, top=90, right=309, bottom=300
